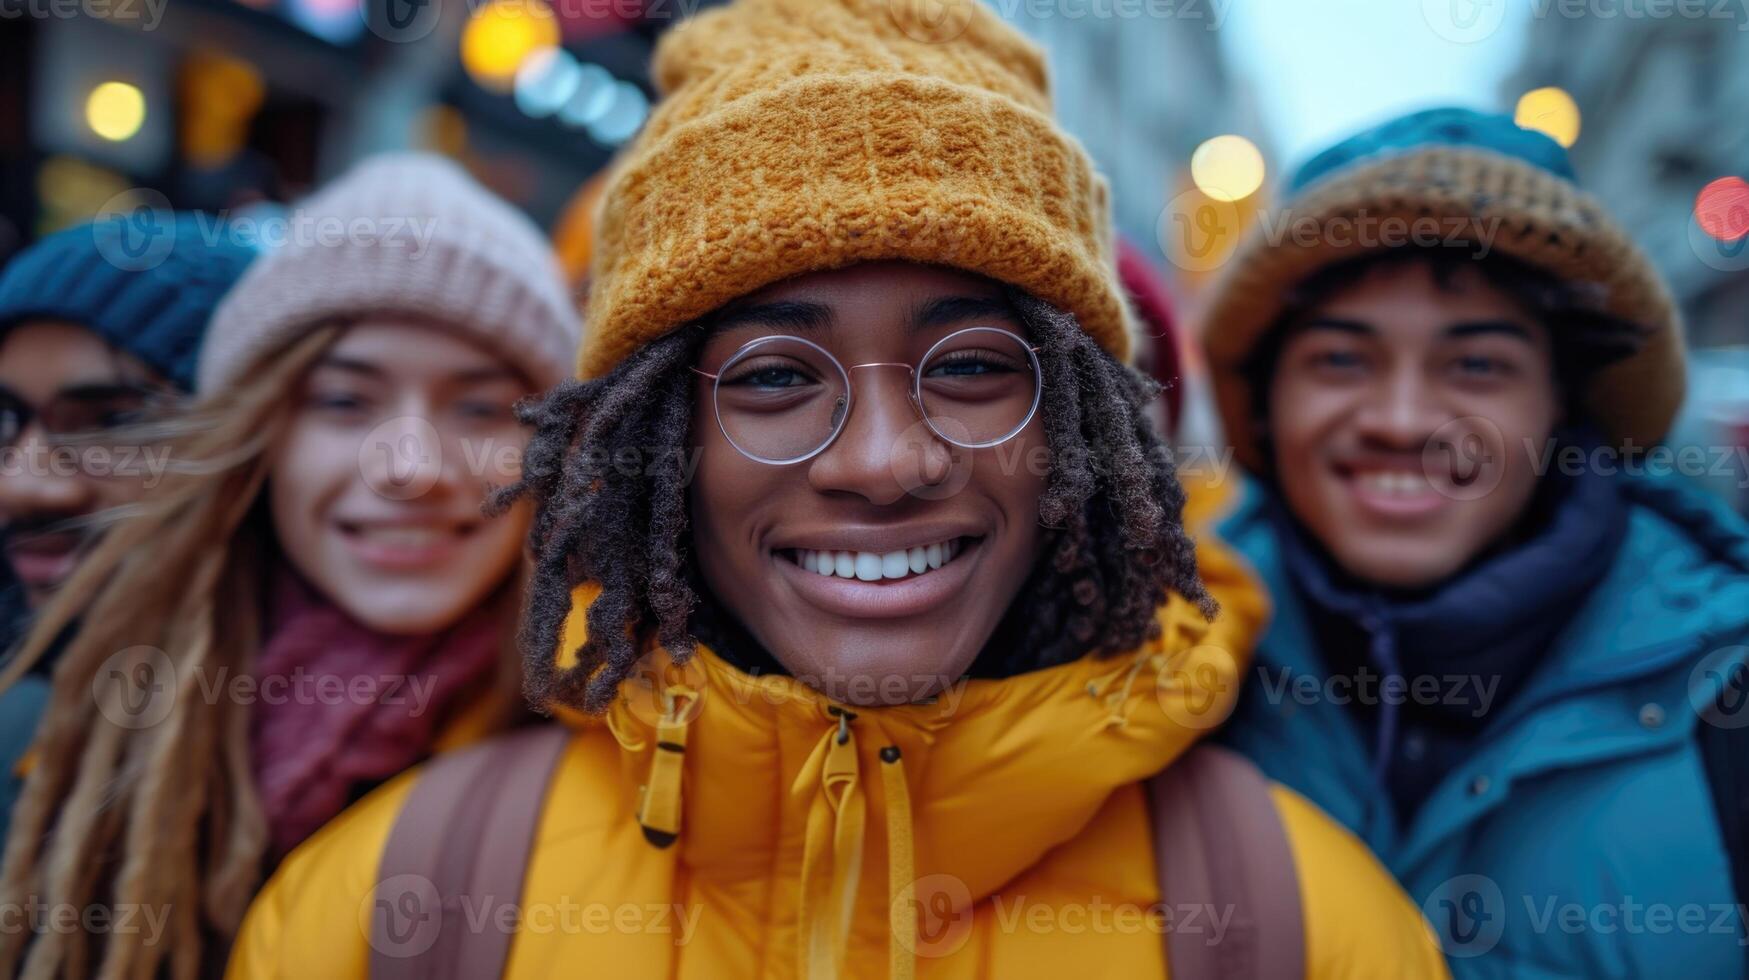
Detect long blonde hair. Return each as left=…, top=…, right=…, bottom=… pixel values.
left=0, top=324, right=525, bottom=979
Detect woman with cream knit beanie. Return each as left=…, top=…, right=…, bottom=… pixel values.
left=229, top=5, right=1446, bottom=979
left=0, top=152, right=579, bottom=980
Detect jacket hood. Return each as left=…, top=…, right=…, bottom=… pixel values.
left=551, top=581, right=1236, bottom=975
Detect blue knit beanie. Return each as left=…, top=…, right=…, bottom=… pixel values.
left=1290, top=106, right=1576, bottom=194
left=0, top=214, right=258, bottom=392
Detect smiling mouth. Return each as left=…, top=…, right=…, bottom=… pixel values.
left=780, top=535, right=979, bottom=584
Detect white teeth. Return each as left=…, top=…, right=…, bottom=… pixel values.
left=357, top=526, right=446, bottom=546
left=792, top=538, right=969, bottom=581
left=1359, top=472, right=1431, bottom=496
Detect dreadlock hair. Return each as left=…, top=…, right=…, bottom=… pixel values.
left=0, top=323, right=531, bottom=980
left=488, top=286, right=1216, bottom=715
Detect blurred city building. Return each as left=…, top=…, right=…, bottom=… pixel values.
left=0, top=0, right=730, bottom=262
left=1508, top=10, right=1749, bottom=511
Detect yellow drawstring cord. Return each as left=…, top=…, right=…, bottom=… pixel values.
left=636, top=685, right=697, bottom=848
left=799, top=708, right=864, bottom=980
left=880, top=745, right=916, bottom=980
left=796, top=709, right=918, bottom=980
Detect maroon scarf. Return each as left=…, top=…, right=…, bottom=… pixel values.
left=249, top=566, right=503, bottom=859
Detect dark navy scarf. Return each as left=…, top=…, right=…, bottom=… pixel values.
left=1269, top=440, right=1630, bottom=821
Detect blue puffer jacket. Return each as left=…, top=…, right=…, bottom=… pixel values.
left=1217, top=473, right=1749, bottom=979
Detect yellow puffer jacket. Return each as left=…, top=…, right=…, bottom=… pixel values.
left=228, top=536, right=1445, bottom=979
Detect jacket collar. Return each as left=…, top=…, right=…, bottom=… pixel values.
left=555, top=583, right=1226, bottom=978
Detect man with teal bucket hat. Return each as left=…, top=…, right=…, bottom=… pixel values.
left=1204, top=106, right=1749, bottom=976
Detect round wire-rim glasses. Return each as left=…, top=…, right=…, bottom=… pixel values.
left=690, top=326, right=1044, bottom=466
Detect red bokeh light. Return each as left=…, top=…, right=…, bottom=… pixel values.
left=1695, top=176, right=1749, bottom=243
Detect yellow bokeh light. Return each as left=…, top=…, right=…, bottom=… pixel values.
left=1515, top=87, right=1581, bottom=148
left=1190, top=135, right=1266, bottom=203
left=461, top=0, right=560, bottom=94
left=85, top=81, right=146, bottom=142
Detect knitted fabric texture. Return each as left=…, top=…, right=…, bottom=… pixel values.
left=0, top=215, right=257, bottom=391
left=579, top=0, right=1131, bottom=379
left=1202, top=107, right=1685, bottom=473
left=201, top=153, right=581, bottom=394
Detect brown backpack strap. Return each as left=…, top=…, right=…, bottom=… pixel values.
left=1148, top=744, right=1305, bottom=980
left=370, top=724, right=571, bottom=980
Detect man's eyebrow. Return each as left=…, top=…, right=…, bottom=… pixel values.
left=1294, top=316, right=1377, bottom=336
left=1443, top=319, right=1535, bottom=342
left=706, top=300, right=834, bottom=334
left=446, top=365, right=524, bottom=386
left=54, top=381, right=158, bottom=402
left=912, top=296, right=1017, bottom=331
left=311, top=356, right=388, bottom=378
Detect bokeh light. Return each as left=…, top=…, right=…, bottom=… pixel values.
left=1190, top=135, right=1266, bottom=202
left=1696, top=177, right=1749, bottom=243
left=1514, top=87, right=1581, bottom=148
left=85, top=81, right=146, bottom=142
left=462, top=0, right=561, bottom=94
left=514, top=47, right=584, bottom=119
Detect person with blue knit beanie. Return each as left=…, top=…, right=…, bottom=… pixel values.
left=0, top=212, right=257, bottom=842
left=1204, top=107, right=1749, bottom=976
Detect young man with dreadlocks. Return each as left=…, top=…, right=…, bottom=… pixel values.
left=229, top=2, right=1449, bottom=977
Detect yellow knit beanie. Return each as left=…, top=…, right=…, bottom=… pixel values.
left=578, top=0, right=1131, bottom=379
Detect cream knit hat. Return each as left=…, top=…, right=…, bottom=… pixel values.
left=201, top=153, right=581, bottom=393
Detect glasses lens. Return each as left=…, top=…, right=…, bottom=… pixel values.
left=713, top=338, right=848, bottom=463
left=42, top=387, right=156, bottom=445
left=918, top=329, right=1039, bottom=447
left=0, top=389, right=26, bottom=447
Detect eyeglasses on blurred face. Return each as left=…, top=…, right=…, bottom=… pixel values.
left=690, top=325, right=1043, bottom=465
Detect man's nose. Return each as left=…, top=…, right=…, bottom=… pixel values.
left=806, top=368, right=954, bottom=505
left=0, top=428, right=97, bottom=522
left=1352, top=367, right=1447, bottom=450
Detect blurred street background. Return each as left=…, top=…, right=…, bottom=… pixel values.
left=1, top=0, right=1744, bottom=507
